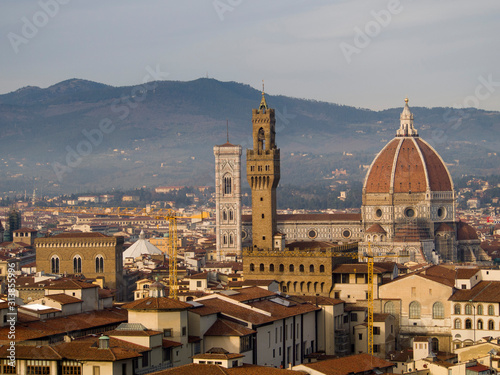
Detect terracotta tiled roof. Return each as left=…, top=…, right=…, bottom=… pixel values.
left=122, top=297, right=192, bottom=311
left=0, top=307, right=128, bottom=342
left=242, top=280, right=275, bottom=287
left=45, top=279, right=99, bottom=290
left=455, top=267, right=479, bottom=279
left=223, top=286, right=276, bottom=302
left=296, top=295, right=344, bottom=306
left=13, top=227, right=37, bottom=232
left=162, top=339, right=182, bottom=348
left=148, top=363, right=307, bottom=374
left=286, top=241, right=339, bottom=250
left=366, top=224, right=387, bottom=233
left=449, top=281, right=500, bottom=302
left=204, top=319, right=256, bottom=337
left=0, top=344, right=62, bottom=360
left=44, top=293, right=83, bottom=305
left=54, top=336, right=148, bottom=361
left=333, top=263, right=392, bottom=274
left=241, top=213, right=362, bottom=223
left=108, top=329, right=162, bottom=337
left=192, top=352, right=244, bottom=360
left=298, top=353, right=395, bottom=375
left=190, top=272, right=209, bottom=280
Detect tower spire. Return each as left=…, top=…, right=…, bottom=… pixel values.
left=259, top=80, right=268, bottom=111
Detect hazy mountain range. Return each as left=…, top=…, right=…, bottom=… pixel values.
left=0, top=78, right=499, bottom=195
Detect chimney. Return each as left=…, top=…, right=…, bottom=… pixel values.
left=98, top=335, right=110, bottom=349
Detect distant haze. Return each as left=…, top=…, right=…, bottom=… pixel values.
left=2, top=0, right=500, bottom=111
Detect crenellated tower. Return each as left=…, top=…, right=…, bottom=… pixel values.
left=246, top=88, right=280, bottom=250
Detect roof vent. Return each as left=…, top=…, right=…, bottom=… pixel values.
left=98, top=335, right=110, bottom=349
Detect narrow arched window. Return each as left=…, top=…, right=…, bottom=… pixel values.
left=289, top=264, right=294, bottom=272
left=223, top=210, right=227, bottom=221
left=229, top=233, right=234, bottom=245
left=384, top=301, right=396, bottom=315
left=229, top=210, right=234, bottom=221
left=465, top=304, right=472, bottom=315
left=465, top=319, right=472, bottom=329
left=51, top=256, right=60, bottom=274
left=223, top=235, right=227, bottom=245
left=250, top=263, right=255, bottom=272
left=409, top=301, right=421, bottom=319
left=489, top=320, right=495, bottom=330
left=279, top=264, right=284, bottom=272
left=259, top=263, right=264, bottom=272
left=95, top=256, right=104, bottom=273
left=489, top=305, right=494, bottom=316
left=433, top=302, right=444, bottom=319
left=454, top=319, right=461, bottom=329
left=224, top=175, right=232, bottom=195
left=73, top=255, right=82, bottom=274
left=477, top=304, right=483, bottom=315
left=269, top=264, right=274, bottom=272
left=477, top=319, right=483, bottom=330
left=309, top=265, right=314, bottom=273
left=319, top=265, right=325, bottom=273
left=454, top=304, right=461, bottom=315
left=299, top=264, right=304, bottom=272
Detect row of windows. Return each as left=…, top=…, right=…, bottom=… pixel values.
left=454, top=318, right=495, bottom=330
left=384, top=301, right=445, bottom=319
left=454, top=304, right=494, bottom=316
left=222, top=234, right=235, bottom=246
left=50, top=255, right=104, bottom=274
left=249, top=263, right=325, bottom=273
left=222, top=209, right=235, bottom=221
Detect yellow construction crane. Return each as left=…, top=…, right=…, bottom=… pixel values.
left=331, top=242, right=400, bottom=356
left=34, top=206, right=209, bottom=300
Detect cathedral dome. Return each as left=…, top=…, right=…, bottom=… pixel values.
left=364, top=99, right=453, bottom=194
left=457, top=221, right=478, bottom=241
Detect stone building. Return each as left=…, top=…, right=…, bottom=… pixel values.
left=35, top=232, right=125, bottom=300
left=214, top=137, right=242, bottom=260
left=246, top=88, right=280, bottom=250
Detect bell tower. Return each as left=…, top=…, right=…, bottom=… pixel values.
left=246, top=86, right=280, bottom=250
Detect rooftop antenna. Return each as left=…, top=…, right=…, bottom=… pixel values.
left=226, top=119, right=229, bottom=143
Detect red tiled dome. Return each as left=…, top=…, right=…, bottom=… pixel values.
left=457, top=221, right=478, bottom=241
left=364, top=100, right=453, bottom=194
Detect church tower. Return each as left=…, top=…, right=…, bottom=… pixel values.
left=246, top=88, right=280, bottom=250
left=214, top=133, right=242, bottom=260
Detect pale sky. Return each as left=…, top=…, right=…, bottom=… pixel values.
left=2, top=0, right=500, bottom=110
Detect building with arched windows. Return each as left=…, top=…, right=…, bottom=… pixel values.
left=214, top=138, right=242, bottom=260
left=35, top=232, right=124, bottom=300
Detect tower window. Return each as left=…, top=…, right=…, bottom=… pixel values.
left=73, top=255, right=82, bottom=274
left=223, top=175, right=232, bottom=195
left=51, top=256, right=60, bottom=274
left=260, top=197, right=263, bottom=201
left=96, top=256, right=104, bottom=273
left=262, top=214, right=265, bottom=219
left=229, top=210, right=234, bottom=221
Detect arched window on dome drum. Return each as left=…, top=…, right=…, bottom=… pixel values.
left=51, top=256, right=60, bottom=274
left=433, top=302, right=444, bottom=319
left=96, top=256, right=104, bottom=273
left=73, top=255, right=82, bottom=274
left=454, top=304, right=461, bottom=315
left=409, top=301, right=421, bottom=319
left=454, top=319, right=461, bottom=329
left=384, top=301, right=396, bottom=315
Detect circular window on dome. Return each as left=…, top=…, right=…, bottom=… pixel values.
left=342, top=229, right=352, bottom=239
left=405, top=208, right=415, bottom=218
left=241, top=230, right=247, bottom=240
left=437, top=207, right=446, bottom=219
left=375, top=209, right=383, bottom=218
left=308, top=229, right=318, bottom=239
